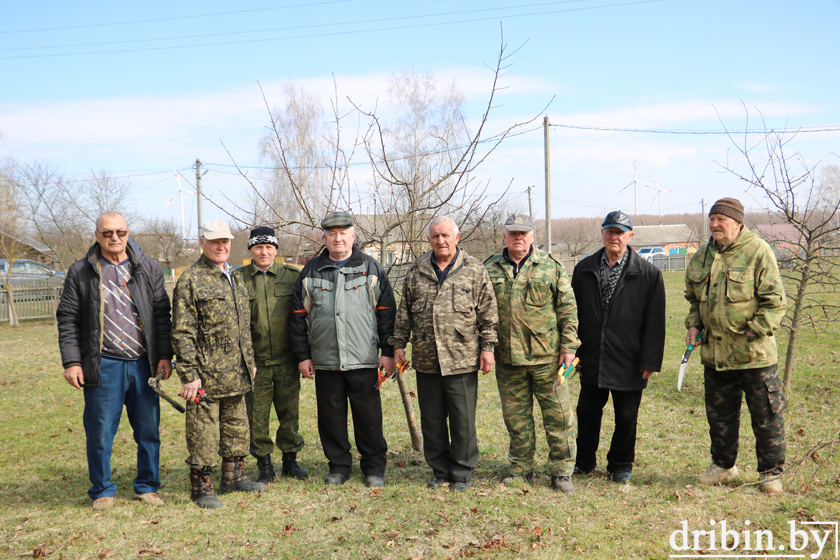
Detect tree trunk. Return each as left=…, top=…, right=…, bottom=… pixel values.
left=783, top=258, right=810, bottom=393
left=7, top=285, right=19, bottom=327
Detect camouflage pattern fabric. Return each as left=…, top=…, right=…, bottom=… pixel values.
left=185, top=394, right=249, bottom=468
left=390, top=249, right=498, bottom=375
left=684, top=226, right=786, bottom=371
left=237, top=262, right=299, bottom=366
left=495, top=362, right=576, bottom=476
left=171, top=254, right=256, bottom=397
left=703, top=364, right=786, bottom=474
left=245, top=363, right=304, bottom=459
left=485, top=248, right=580, bottom=365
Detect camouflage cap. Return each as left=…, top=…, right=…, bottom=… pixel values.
left=202, top=220, right=235, bottom=240
left=602, top=210, right=633, bottom=232
left=321, top=211, right=355, bottom=230
left=504, top=214, right=535, bottom=232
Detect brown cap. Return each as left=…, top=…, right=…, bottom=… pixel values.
left=709, top=197, right=744, bottom=223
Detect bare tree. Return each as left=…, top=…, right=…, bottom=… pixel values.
left=716, top=109, right=840, bottom=392
left=135, top=217, right=196, bottom=270
left=0, top=168, right=27, bottom=326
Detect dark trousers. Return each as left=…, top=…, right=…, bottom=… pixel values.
left=575, top=382, right=643, bottom=474
left=416, top=370, right=479, bottom=483
left=314, top=368, right=387, bottom=477
left=704, top=365, right=786, bottom=474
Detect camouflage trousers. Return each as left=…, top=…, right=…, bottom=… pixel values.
left=704, top=364, right=786, bottom=475
left=496, top=362, right=576, bottom=476
left=185, top=394, right=249, bottom=469
left=245, top=363, right=305, bottom=459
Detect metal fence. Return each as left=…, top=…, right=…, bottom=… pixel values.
left=0, top=278, right=64, bottom=322
left=553, top=254, right=691, bottom=272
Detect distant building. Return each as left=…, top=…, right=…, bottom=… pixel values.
left=631, top=224, right=699, bottom=251
left=0, top=228, right=58, bottom=267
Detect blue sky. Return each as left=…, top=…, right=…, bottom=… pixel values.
left=2, top=0, right=838, bottom=235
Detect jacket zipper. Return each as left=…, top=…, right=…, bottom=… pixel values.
left=262, top=271, right=274, bottom=357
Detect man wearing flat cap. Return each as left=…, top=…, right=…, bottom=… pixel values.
left=290, top=211, right=397, bottom=488
left=172, top=220, right=265, bottom=508
left=570, top=210, right=665, bottom=484
left=485, top=214, right=578, bottom=493
left=236, top=226, right=307, bottom=484
left=684, top=198, right=787, bottom=495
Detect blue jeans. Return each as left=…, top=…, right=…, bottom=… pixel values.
left=83, top=355, right=160, bottom=499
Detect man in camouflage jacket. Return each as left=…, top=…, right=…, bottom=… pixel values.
left=236, top=226, right=307, bottom=484
left=392, top=216, right=499, bottom=492
left=684, top=198, right=787, bottom=495
left=172, top=220, right=265, bottom=508
left=485, top=214, right=579, bottom=494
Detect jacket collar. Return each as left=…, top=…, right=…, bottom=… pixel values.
left=248, top=261, right=280, bottom=276
left=579, top=246, right=642, bottom=274
left=317, top=245, right=364, bottom=271
left=85, top=236, right=142, bottom=273
left=417, top=247, right=466, bottom=277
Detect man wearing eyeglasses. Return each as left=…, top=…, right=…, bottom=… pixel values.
left=57, top=212, right=174, bottom=511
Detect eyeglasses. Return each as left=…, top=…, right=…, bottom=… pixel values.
left=97, top=229, right=128, bottom=239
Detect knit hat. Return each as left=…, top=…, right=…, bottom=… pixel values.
left=248, top=226, right=278, bottom=249
left=709, top=197, right=744, bottom=223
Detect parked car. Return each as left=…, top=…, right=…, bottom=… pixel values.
left=636, top=247, right=666, bottom=261
left=0, top=259, right=65, bottom=287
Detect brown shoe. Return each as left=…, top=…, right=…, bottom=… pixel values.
left=92, top=497, right=114, bottom=511
left=133, top=492, right=164, bottom=506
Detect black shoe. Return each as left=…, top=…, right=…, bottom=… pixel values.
left=256, top=454, right=276, bottom=484
left=501, top=473, right=533, bottom=486
left=449, top=481, right=470, bottom=492
left=612, top=470, right=632, bottom=484
left=281, top=452, right=309, bottom=480
left=552, top=475, right=574, bottom=494
left=573, top=465, right=592, bottom=476
left=323, top=472, right=348, bottom=485
left=427, top=477, right=448, bottom=489
left=364, top=475, right=385, bottom=488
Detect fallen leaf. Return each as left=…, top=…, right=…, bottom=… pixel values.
left=97, top=549, right=116, bottom=558
left=331, top=516, right=342, bottom=522
left=32, top=546, right=52, bottom=558
left=674, top=489, right=681, bottom=502
left=283, top=524, right=295, bottom=536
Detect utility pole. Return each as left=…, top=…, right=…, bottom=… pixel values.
left=195, top=159, right=203, bottom=239
left=544, top=117, right=552, bottom=253
left=527, top=185, right=534, bottom=219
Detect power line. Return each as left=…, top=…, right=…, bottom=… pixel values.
left=550, top=123, right=840, bottom=134
left=0, top=1, right=662, bottom=60
left=0, top=1, right=357, bottom=34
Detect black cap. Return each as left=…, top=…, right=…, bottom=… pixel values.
left=602, top=210, right=633, bottom=232
left=321, top=211, right=355, bottom=230
left=248, top=226, right=278, bottom=249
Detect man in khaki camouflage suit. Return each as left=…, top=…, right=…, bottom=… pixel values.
left=684, top=198, right=787, bottom=495
left=173, top=220, right=266, bottom=508
left=485, top=214, right=579, bottom=494
left=392, top=216, right=498, bottom=492
left=237, top=226, right=307, bottom=484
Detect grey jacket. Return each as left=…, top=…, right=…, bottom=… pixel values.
left=290, top=246, right=396, bottom=371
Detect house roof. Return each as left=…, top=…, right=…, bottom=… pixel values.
left=631, top=224, right=697, bottom=246
left=0, top=228, right=53, bottom=254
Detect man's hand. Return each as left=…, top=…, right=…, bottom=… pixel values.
left=559, top=354, right=576, bottom=369
left=379, top=356, right=395, bottom=377
left=179, top=378, right=202, bottom=402
left=480, top=351, right=495, bottom=375
left=63, top=366, right=84, bottom=389
left=642, top=369, right=656, bottom=379
left=252, top=367, right=257, bottom=380
left=156, top=359, right=173, bottom=380
left=394, top=348, right=408, bottom=367
left=298, top=359, right=315, bottom=380
left=686, top=327, right=702, bottom=347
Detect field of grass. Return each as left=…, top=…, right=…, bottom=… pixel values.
left=0, top=272, right=838, bottom=559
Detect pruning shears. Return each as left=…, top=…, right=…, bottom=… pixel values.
left=553, top=357, right=580, bottom=394
left=148, top=372, right=186, bottom=413
left=677, top=331, right=704, bottom=392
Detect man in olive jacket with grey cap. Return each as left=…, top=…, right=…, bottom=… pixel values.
left=290, top=211, right=397, bottom=488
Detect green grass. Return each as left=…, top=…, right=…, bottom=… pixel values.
left=0, top=272, right=838, bottom=559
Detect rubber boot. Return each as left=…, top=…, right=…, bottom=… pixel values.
left=189, top=466, right=223, bottom=509
left=256, top=454, right=276, bottom=484
left=219, top=457, right=267, bottom=494
left=281, top=452, right=309, bottom=480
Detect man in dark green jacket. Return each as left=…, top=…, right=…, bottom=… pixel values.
left=237, top=226, right=307, bottom=484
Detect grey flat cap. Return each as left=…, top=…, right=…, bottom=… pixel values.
left=504, top=214, right=535, bottom=232
left=602, top=210, right=633, bottom=232
left=321, top=211, right=355, bottom=230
